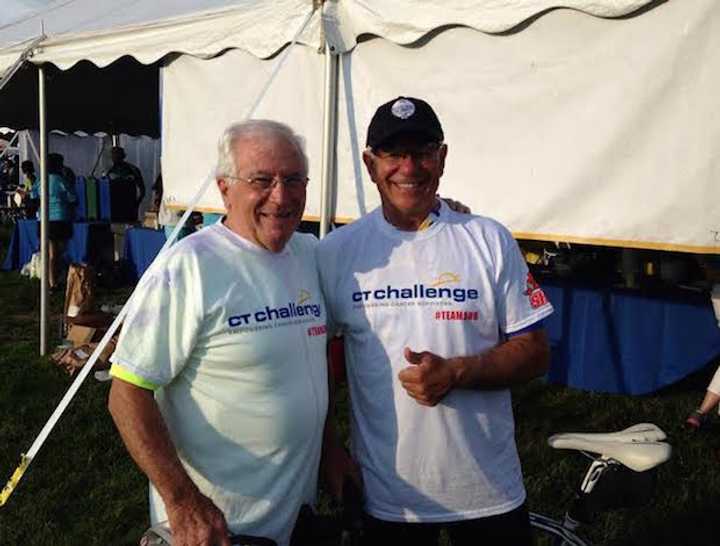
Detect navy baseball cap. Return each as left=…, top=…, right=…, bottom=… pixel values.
left=366, top=96, right=444, bottom=149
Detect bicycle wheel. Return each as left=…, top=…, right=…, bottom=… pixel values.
left=529, top=512, right=589, bottom=546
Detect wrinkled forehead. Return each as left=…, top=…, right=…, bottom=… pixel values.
left=232, top=133, right=307, bottom=173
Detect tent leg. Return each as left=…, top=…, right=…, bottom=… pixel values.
left=319, top=44, right=339, bottom=239
left=38, top=65, right=49, bottom=356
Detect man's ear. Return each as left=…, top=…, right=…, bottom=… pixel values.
left=362, top=150, right=377, bottom=183
left=217, top=178, right=231, bottom=206
left=437, top=144, right=448, bottom=177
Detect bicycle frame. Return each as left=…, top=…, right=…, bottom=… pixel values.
left=529, top=511, right=589, bottom=546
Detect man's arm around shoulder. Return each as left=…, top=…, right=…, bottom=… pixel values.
left=108, top=379, right=231, bottom=546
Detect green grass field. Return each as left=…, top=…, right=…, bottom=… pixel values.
left=0, top=221, right=718, bottom=545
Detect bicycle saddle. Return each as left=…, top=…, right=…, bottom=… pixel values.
left=547, top=423, right=671, bottom=472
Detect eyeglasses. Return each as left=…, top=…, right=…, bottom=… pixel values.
left=369, top=142, right=443, bottom=166
left=225, top=174, right=309, bottom=191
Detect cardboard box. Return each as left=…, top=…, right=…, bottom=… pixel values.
left=66, top=325, right=96, bottom=347
left=143, top=211, right=159, bottom=229
left=66, top=311, right=114, bottom=329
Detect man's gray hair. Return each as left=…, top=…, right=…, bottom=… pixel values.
left=215, top=119, right=309, bottom=180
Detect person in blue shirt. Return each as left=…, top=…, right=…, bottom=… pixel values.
left=44, top=153, right=78, bottom=289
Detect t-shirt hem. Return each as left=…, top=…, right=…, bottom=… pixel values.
left=504, top=305, right=554, bottom=335
left=109, top=357, right=166, bottom=389
left=365, top=492, right=526, bottom=523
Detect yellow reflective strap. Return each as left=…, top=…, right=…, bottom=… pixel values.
left=110, top=363, right=159, bottom=391
left=0, top=453, right=30, bottom=507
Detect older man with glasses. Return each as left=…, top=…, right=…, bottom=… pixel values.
left=108, top=120, right=328, bottom=546
left=318, top=97, right=554, bottom=546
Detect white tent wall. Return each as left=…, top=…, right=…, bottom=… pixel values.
left=19, top=130, right=162, bottom=217
left=19, top=130, right=106, bottom=178
left=160, top=45, right=326, bottom=217
left=158, top=0, right=720, bottom=253
left=331, top=0, right=720, bottom=253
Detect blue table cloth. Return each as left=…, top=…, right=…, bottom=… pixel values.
left=123, top=227, right=166, bottom=281
left=98, top=176, right=112, bottom=222
left=2, top=219, right=38, bottom=271
left=1, top=219, right=110, bottom=271
left=543, top=280, right=720, bottom=394
left=75, top=177, right=87, bottom=221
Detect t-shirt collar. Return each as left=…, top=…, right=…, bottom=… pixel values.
left=374, top=199, right=448, bottom=241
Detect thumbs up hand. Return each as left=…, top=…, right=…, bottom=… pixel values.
left=398, top=347, right=456, bottom=406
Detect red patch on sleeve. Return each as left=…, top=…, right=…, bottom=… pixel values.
left=524, top=272, right=548, bottom=309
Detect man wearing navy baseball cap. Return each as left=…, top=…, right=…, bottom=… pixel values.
left=365, top=96, right=444, bottom=149
left=318, top=96, right=553, bottom=545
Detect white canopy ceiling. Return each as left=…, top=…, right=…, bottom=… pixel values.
left=0, top=0, right=319, bottom=72
left=0, top=1, right=654, bottom=73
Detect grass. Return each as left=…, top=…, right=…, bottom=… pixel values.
left=0, top=221, right=147, bottom=545
left=0, top=220, right=718, bottom=545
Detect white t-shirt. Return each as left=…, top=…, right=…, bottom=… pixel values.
left=317, top=201, right=553, bottom=523
left=111, top=223, right=328, bottom=546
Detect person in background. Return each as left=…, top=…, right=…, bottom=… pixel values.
left=8, top=155, right=20, bottom=188
left=686, top=266, right=720, bottom=430
left=20, top=160, right=36, bottom=191
left=14, top=160, right=39, bottom=217
left=0, top=156, right=11, bottom=189
left=108, top=146, right=146, bottom=221
left=319, top=96, right=553, bottom=546
left=686, top=369, right=720, bottom=429
left=45, top=153, right=77, bottom=290
left=48, top=152, right=76, bottom=186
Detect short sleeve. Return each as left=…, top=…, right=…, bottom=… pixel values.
left=492, top=224, right=553, bottom=334
left=110, top=250, right=202, bottom=387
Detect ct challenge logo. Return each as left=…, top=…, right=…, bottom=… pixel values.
left=352, top=272, right=479, bottom=321
left=228, top=289, right=323, bottom=334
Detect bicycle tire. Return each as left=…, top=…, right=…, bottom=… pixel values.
left=529, top=512, right=590, bottom=546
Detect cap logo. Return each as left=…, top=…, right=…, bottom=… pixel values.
left=391, top=99, right=415, bottom=119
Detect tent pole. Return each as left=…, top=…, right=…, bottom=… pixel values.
left=318, top=42, right=338, bottom=239
left=38, top=65, right=49, bottom=355
left=0, top=36, right=45, bottom=94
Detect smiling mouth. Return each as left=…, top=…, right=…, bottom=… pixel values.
left=259, top=210, right=297, bottom=220
left=392, top=180, right=428, bottom=191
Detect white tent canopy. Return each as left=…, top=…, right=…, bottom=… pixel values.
left=0, top=0, right=319, bottom=71
left=0, top=0, right=650, bottom=72
left=322, top=0, right=653, bottom=50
